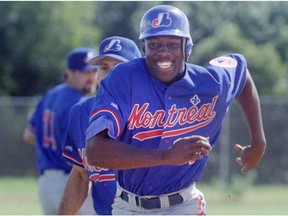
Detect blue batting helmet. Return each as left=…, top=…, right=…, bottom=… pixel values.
left=89, top=36, right=142, bottom=65
left=139, top=5, right=193, bottom=61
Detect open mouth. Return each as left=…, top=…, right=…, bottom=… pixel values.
left=157, top=61, right=172, bottom=69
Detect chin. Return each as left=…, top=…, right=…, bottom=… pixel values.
left=82, top=87, right=95, bottom=95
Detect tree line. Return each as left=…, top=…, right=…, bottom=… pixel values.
left=0, top=1, right=287, bottom=96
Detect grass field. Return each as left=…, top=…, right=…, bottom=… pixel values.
left=0, top=176, right=287, bottom=215
left=198, top=183, right=288, bottom=215
left=0, top=177, right=42, bottom=215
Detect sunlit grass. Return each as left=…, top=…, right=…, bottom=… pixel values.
left=0, top=176, right=287, bottom=215
left=0, top=177, right=42, bottom=215
left=198, top=183, right=288, bottom=215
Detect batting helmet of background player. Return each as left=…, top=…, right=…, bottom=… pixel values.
left=89, top=36, right=142, bottom=65
left=139, top=5, right=193, bottom=62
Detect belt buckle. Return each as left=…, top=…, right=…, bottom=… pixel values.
left=127, top=192, right=183, bottom=209
left=137, top=196, right=161, bottom=209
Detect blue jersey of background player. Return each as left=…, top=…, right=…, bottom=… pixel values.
left=60, top=36, right=142, bottom=215
left=23, top=47, right=98, bottom=215
left=85, top=5, right=266, bottom=215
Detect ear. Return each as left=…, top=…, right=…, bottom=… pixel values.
left=63, top=69, right=72, bottom=80
left=141, top=40, right=146, bottom=55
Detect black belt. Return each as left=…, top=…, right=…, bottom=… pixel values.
left=120, top=191, right=184, bottom=209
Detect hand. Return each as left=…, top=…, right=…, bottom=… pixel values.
left=166, top=135, right=212, bottom=166
left=234, top=143, right=265, bottom=174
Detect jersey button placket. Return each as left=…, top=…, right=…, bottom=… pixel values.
left=162, top=94, right=173, bottom=148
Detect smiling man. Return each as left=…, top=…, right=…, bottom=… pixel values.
left=85, top=5, right=266, bottom=215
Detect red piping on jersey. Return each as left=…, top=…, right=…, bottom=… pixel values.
left=90, top=173, right=116, bottom=182
left=90, top=107, right=122, bottom=137
left=62, top=152, right=83, bottom=167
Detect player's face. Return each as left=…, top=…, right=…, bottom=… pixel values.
left=96, top=57, right=123, bottom=88
left=143, top=36, right=185, bottom=84
left=68, top=69, right=98, bottom=95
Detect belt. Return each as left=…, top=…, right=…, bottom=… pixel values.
left=119, top=183, right=195, bottom=210
left=120, top=191, right=183, bottom=209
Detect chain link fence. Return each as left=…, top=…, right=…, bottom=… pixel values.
left=0, top=96, right=287, bottom=185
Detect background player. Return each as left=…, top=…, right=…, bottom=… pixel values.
left=85, top=5, right=266, bottom=215
left=58, top=36, right=142, bottom=215
left=22, top=47, right=97, bottom=215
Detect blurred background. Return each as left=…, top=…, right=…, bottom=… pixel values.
left=0, top=0, right=287, bottom=198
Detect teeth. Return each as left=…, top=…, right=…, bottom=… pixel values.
left=157, top=61, right=172, bottom=69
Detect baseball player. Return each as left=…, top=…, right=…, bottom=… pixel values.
left=23, top=47, right=98, bottom=215
left=58, top=36, right=142, bottom=215
left=85, top=5, right=266, bottom=215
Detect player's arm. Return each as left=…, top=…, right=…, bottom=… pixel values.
left=22, top=126, right=35, bottom=145
left=57, top=165, right=90, bottom=215
left=234, top=69, right=266, bottom=173
left=86, top=130, right=211, bottom=170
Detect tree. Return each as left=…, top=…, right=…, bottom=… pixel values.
left=0, top=2, right=100, bottom=96
left=0, top=1, right=287, bottom=96
left=191, top=23, right=286, bottom=95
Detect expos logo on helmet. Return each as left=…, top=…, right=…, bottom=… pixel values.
left=139, top=5, right=193, bottom=61
left=152, top=12, right=172, bottom=28
left=103, top=39, right=122, bottom=53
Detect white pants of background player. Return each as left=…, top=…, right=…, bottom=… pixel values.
left=112, top=183, right=206, bottom=215
left=38, top=169, right=95, bottom=215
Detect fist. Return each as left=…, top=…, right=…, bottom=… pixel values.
left=166, top=135, right=212, bottom=166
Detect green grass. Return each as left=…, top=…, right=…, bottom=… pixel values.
left=0, top=177, right=287, bottom=215
left=0, top=177, right=42, bottom=215
left=198, top=183, right=288, bottom=215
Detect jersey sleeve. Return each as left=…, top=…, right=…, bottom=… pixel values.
left=62, top=106, right=84, bottom=168
left=28, top=97, right=44, bottom=132
left=86, top=65, right=132, bottom=141
left=207, top=53, right=247, bottom=103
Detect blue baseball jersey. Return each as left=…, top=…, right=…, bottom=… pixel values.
left=28, top=83, right=85, bottom=174
left=86, top=54, right=247, bottom=196
left=62, top=96, right=116, bottom=215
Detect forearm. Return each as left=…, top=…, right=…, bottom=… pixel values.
left=86, top=131, right=168, bottom=170
left=86, top=130, right=211, bottom=170
left=236, top=71, right=266, bottom=149
left=57, top=166, right=89, bottom=215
